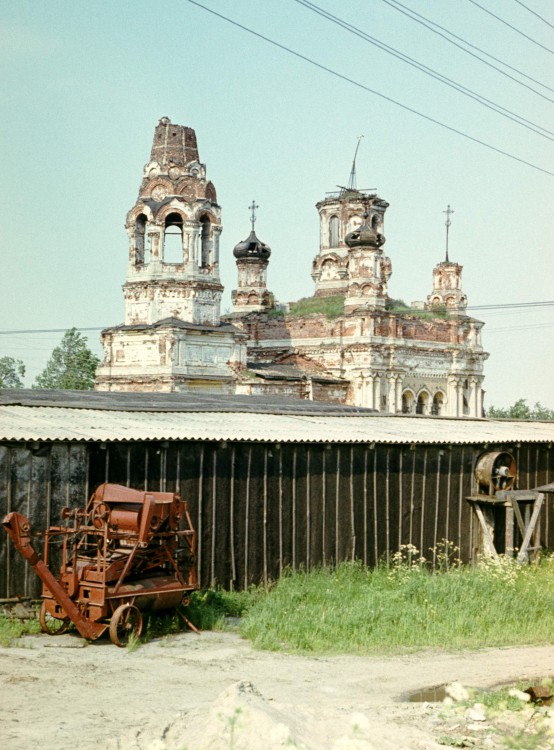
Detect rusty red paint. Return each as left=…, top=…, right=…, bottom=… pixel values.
left=2, top=484, right=198, bottom=646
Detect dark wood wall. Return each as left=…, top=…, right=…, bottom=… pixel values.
left=1, top=440, right=552, bottom=597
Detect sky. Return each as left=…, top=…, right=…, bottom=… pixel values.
left=0, top=0, right=552, bottom=408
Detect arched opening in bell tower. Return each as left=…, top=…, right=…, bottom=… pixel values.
left=200, top=214, right=211, bottom=268
left=163, top=213, right=183, bottom=264
left=134, top=214, right=149, bottom=264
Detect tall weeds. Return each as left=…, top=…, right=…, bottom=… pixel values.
left=239, top=550, right=554, bottom=654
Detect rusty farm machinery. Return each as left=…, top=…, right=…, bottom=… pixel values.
left=3, top=483, right=198, bottom=646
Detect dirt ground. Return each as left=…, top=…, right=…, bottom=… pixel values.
left=1, top=630, right=553, bottom=750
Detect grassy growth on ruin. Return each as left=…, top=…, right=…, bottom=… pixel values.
left=287, top=295, right=345, bottom=319
left=386, top=297, right=450, bottom=319
left=239, top=551, right=554, bottom=655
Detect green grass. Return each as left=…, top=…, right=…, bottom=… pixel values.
left=287, top=295, right=345, bottom=319
left=0, top=612, right=40, bottom=646
left=4, top=555, right=554, bottom=655
left=183, top=588, right=256, bottom=630
left=238, top=556, right=554, bottom=654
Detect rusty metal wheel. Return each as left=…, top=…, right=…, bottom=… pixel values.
left=109, top=604, right=142, bottom=647
left=39, top=600, right=70, bottom=635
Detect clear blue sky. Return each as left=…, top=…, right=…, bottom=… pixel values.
left=1, top=0, right=552, bottom=408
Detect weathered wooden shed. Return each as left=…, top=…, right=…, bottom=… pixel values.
left=1, top=389, right=553, bottom=598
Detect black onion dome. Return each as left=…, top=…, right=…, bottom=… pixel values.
left=233, top=229, right=271, bottom=260
left=345, top=214, right=385, bottom=249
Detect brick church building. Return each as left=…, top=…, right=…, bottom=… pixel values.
left=96, top=118, right=488, bottom=417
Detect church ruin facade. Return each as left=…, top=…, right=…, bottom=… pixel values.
left=96, top=118, right=488, bottom=416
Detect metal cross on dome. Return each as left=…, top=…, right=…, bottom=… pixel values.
left=443, top=204, right=454, bottom=262
left=249, top=200, right=259, bottom=230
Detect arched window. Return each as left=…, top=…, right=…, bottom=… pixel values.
left=431, top=392, right=444, bottom=416
left=329, top=215, right=339, bottom=247
left=371, top=214, right=379, bottom=230
left=163, top=212, right=183, bottom=263
left=134, top=214, right=148, bottom=264
left=402, top=390, right=414, bottom=414
left=200, top=215, right=211, bottom=267
left=416, top=391, right=429, bottom=415
left=205, top=181, right=217, bottom=203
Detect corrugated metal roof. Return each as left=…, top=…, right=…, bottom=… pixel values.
left=1, top=404, right=553, bottom=444
left=0, top=389, right=369, bottom=415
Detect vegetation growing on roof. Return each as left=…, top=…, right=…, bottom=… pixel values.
left=386, top=297, right=449, bottom=319
left=287, top=295, right=345, bottom=319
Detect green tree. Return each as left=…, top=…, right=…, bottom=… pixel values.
left=0, top=356, right=26, bottom=388
left=33, top=328, right=100, bottom=390
left=487, top=398, right=554, bottom=420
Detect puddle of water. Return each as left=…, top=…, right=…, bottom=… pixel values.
left=408, top=684, right=448, bottom=702
left=408, top=676, right=554, bottom=704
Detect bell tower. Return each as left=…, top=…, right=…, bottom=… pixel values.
left=96, top=118, right=246, bottom=393
left=312, top=184, right=389, bottom=298
left=426, top=206, right=468, bottom=313
left=344, top=205, right=391, bottom=312
left=124, top=116, right=223, bottom=326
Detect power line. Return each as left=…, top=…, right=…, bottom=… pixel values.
left=0, top=327, right=107, bottom=336
left=295, top=0, right=554, bottom=141
left=382, top=0, right=554, bottom=101
left=0, top=303, right=552, bottom=338
left=512, top=0, right=554, bottom=30
left=467, top=0, right=554, bottom=55
left=184, top=0, right=554, bottom=177
left=467, top=300, right=554, bottom=310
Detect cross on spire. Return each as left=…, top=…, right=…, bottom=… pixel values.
left=347, top=135, right=364, bottom=191
left=443, top=204, right=454, bottom=262
left=249, top=200, right=259, bottom=231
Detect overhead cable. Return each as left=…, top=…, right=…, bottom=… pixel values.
left=295, top=0, right=554, bottom=140
left=184, top=0, right=554, bottom=177
left=0, top=303, right=553, bottom=338
left=467, top=0, right=554, bottom=55
left=512, top=0, right=554, bottom=30
left=382, top=0, right=554, bottom=101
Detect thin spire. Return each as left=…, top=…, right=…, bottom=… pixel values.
left=443, top=204, right=454, bottom=261
left=346, top=135, right=364, bottom=190
left=249, top=200, right=259, bottom=231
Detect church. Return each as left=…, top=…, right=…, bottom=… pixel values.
left=96, top=118, right=488, bottom=417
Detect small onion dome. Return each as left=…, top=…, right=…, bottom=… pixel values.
left=345, top=213, right=385, bottom=249
left=233, top=229, right=271, bottom=260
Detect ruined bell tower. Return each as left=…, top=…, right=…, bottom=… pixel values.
left=123, top=116, right=223, bottom=326
left=96, top=118, right=246, bottom=393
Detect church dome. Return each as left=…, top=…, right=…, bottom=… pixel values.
left=345, top=213, right=385, bottom=249
left=233, top=229, right=271, bottom=260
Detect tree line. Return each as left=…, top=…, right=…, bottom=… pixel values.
left=0, top=328, right=99, bottom=390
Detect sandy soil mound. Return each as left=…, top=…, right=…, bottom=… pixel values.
left=109, top=679, right=441, bottom=750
